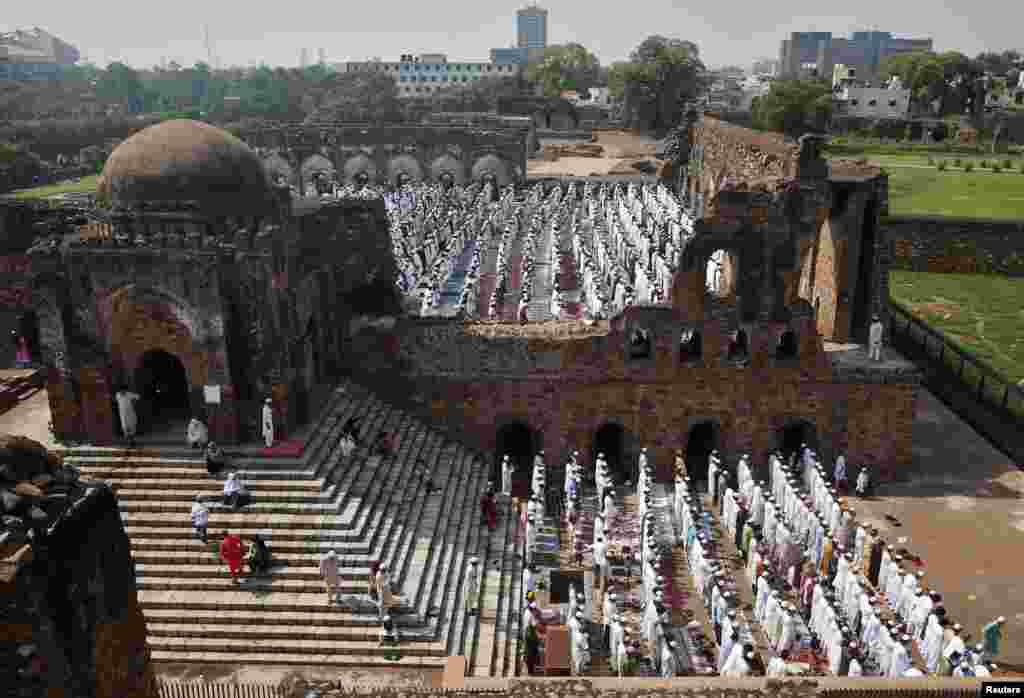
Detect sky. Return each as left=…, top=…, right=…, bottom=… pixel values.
left=3, top=0, right=1020, bottom=72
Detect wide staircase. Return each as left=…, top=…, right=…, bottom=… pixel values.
left=61, top=381, right=505, bottom=670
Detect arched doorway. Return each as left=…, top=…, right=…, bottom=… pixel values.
left=135, top=350, right=190, bottom=432
left=496, top=421, right=536, bottom=499
left=17, top=311, right=40, bottom=363
left=776, top=420, right=817, bottom=466
left=685, top=421, right=718, bottom=488
left=593, top=423, right=627, bottom=484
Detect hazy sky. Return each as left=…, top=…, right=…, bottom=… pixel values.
left=3, top=0, right=1019, bottom=71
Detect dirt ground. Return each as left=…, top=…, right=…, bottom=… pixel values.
left=527, top=130, right=662, bottom=178
left=849, top=388, right=1024, bottom=671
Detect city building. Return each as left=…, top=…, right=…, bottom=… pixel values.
left=832, top=65, right=910, bottom=118
left=750, top=58, right=778, bottom=76
left=0, top=27, right=80, bottom=80
left=516, top=4, right=548, bottom=50
left=491, top=47, right=530, bottom=65
left=779, top=30, right=932, bottom=82
left=337, top=54, right=522, bottom=98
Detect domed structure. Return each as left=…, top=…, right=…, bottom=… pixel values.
left=97, top=120, right=276, bottom=216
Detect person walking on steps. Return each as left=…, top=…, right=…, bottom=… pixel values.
left=190, top=495, right=209, bottom=544
left=219, top=531, right=244, bottom=583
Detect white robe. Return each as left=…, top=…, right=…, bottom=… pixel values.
left=187, top=419, right=208, bottom=447
left=261, top=404, right=275, bottom=447
left=502, top=459, right=514, bottom=495
left=464, top=567, right=480, bottom=610
left=115, top=391, right=140, bottom=437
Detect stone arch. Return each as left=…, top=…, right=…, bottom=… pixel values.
left=679, top=325, right=703, bottom=363
left=775, top=418, right=819, bottom=464
left=342, top=155, right=378, bottom=185
left=386, top=155, right=424, bottom=186
left=134, top=348, right=191, bottom=424
left=300, top=153, right=336, bottom=181
left=495, top=418, right=541, bottom=498
left=683, top=417, right=722, bottom=487
left=471, top=155, right=511, bottom=187
left=262, top=152, right=295, bottom=186
left=105, top=284, right=205, bottom=395
left=429, top=154, right=466, bottom=184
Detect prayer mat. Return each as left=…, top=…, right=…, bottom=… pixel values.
left=381, top=639, right=403, bottom=661
left=260, top=440, right=305, bottom=458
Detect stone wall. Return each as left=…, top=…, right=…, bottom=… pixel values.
left=241, top=123, right=529, bottom=190
left=278, top=676, right=983, bottom=698
left=692, top=116, right=801, bottom=190
left=1, top=436, right=157, bottom=698
left=885, top=215, right=1024, bottom=276
left=354, top=309, right=916, bottom=480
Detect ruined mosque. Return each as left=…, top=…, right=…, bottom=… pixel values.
left=0, top=113, right=939, bottom=686
left=7, top=115, right=915, bottom=483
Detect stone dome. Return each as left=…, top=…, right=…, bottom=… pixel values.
left=97, top=120, right=275, bottom=216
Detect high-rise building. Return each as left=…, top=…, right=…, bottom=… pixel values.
left=0, top=27, right=79, bottom=80
left=516, top=4, right=548, bottom=51
left=778, top=30, right=933, bottom=82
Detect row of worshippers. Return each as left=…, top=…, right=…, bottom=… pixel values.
left=707, top=444, right=1003, bottom=678
left=486, top=185, right=551, bottom=320
left=515, top=184, right=566, bottom=322
left=675, top=471, right=759, bottom=676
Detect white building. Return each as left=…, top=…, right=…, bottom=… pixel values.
left=835, top=85, right=910, bottom=118
left=336, top=54, right=522, bottom=98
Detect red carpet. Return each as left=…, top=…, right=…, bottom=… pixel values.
left=260, top=440, right=305, bottom=458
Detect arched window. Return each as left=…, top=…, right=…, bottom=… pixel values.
left=726, top=328, right=749, bottom=363
left=680, top=328, right=702, bottom=362
left=629, top=327, right=653, bottom=360
left=777, top=328, right=798, bottom=359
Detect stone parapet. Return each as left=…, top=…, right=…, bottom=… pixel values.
left=824, top=342, right=924, bottom=385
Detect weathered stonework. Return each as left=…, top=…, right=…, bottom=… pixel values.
left=885, top=215, right=1024, bottom=276
left=1, top=436, right=157, bottom=698
left=242, top=123, right=529, bottom=192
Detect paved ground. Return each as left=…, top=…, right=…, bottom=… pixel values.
left=528, top=131, right=662, bottom=178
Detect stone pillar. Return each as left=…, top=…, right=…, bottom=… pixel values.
left=204, top=384, right=240, bottom=445
left=77, top=368, right=116, bottom=446
left=270, top=382, right=291, bottom=441
left=46, top=366, right=81, bottom=442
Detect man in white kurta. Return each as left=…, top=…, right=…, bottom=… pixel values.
left=464, top=558, right=481, bottom=614
left=869, top=315, right=884, bottom=361
left=261, top=398, right=275, bottom=448
left=888, top=635, right=912, bottom=677
left=187, top=417, right=209, bottom=448
left=501, top=455, right=514, bottom=496
left=115, top=390, right=141, bottom=443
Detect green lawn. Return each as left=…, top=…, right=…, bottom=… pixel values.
left=829, top=150, right=1024, bottom=219
left=4, top=174, right=101, bottom=200
left=889, top=271, right=1024, bottom=386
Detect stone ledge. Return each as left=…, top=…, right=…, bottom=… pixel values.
left=824, top=343, right=924, bottom=384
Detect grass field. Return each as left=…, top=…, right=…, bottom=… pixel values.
left=829, top=150, right=1024, bottom=219
left=4, top=174, right=101, bottom=200
left=889, top=271, right=1024, bottom=385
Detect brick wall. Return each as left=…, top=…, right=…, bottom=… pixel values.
left=885, top=215, right=1024, bottom=276
left=361, top=311, right=916, bottom=480
left=693, top=116, right=800, bottom=191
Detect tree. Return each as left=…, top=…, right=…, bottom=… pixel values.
left=879, top=50, right=987, bottom=116
left=305, top=71, right=402, bottom=123
left=611, top=35, right=707, bottom=131
left=752, top=79, right=833, bottom=137
left=974, top=50, right=1022, bottom=77
left=527, top=43, right=601, bottom=97
left=95, top=62, right=144, bottom=112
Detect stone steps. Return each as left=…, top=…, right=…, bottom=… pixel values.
left=120, top=499, right=338, bottom=515
left=502, top=502, right=524, bottom=677
left=134, top=561, right=371, bottom=582
left=143, top=607, right=415, bottom=628
left=473, top=497, right=517, bottom=677
left=146, top=622, right=438, bottom=644
left=98, top=478, right=325, bottom=492
left=147, top=650, right=446, bottom=668
left=145, top=630, right=446, bottom=656
left=117, top=489, right=331, bottom=504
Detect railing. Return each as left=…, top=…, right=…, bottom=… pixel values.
left=156, top=680, right=283, bottom=698
left=887, top=299, right=1024, bottom=464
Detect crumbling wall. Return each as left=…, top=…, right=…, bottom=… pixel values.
left=0, top=434, right=157, bottom=698
left=692, top=116, right=801, bottom=194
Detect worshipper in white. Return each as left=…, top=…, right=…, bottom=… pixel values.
left=187, top=417, right=209, bottom=449
left=115, top=389, right=141, bottom=445
left=661, top=640, right=680, bottom=677
left=222, top=471, right=245, bottom=509
left=501, top=455, right=514, bottom=496
left=190, top=495, right=209, bottom=543
left=261, top=398, right=275, bottom=448
left=869, top=315, right=884, bottom=362
left=465, top=557, right=481, bottom=615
